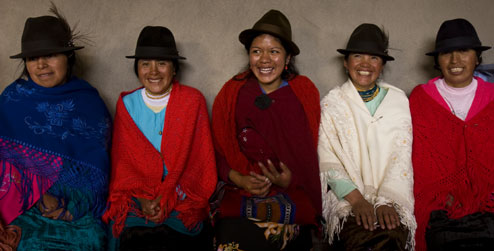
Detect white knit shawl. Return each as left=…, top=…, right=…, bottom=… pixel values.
left=318, top=79, right=416, bottom=250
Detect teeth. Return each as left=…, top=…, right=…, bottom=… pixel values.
left=259, top=68, right=273, bottom=73
left=358, top=71, right=370, bottom=76
left=148, top=79, right=161, bottom=83
left=450, top=68, right=463, bottom=73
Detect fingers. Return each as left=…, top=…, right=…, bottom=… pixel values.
left=377, top=205, right=401, bottom=230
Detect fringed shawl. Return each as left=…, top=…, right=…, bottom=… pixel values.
left=212, top=72, right=321, bottom=216
left=0, top=77, right=111, bottom=224
left=103, top=81, right=217, bottom=237
left=410, top=77, right=494, bottom=251
left=318, top=80, right=416, bottom=250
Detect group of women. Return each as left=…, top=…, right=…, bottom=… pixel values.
left=0, top=4, right=493, bottom=251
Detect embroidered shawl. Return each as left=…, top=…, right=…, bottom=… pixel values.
left=318, top=80, right=416, bottom=249
left=212, top=72, right=322, bottom=216
left=410, top=77, right=494, bottom=251
left=103, top=81, right=217, bottom=237
left=0, top=77, right=111, bottom=225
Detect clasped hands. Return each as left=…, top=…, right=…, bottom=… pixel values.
left=345, top=190, right=400, bottom=231
left=137, top=195, right=163, bottom=223
left=229, top=159, right=291, bottom=197
left=38, top=193, right=73, bottom=221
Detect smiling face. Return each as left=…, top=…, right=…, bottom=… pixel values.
left=438, top=49, right=478, bottom=88
left=26, top=53, right=68, bottom=88
left=344, top=53, right=383, bottom=90
left=249, top=34, right=291, bottom=93
left=137, top=59, right=175, bottom=95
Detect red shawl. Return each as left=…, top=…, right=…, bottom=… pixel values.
left=103, top=81, right=217, bottom=237
left=212, top=72, right=320, bottom=176
left=212, top=72, right=321, bottom=220
left=410, top=78, right=494, bottom=250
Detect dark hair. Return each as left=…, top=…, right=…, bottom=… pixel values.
left=235, top=33, right=299, bottom=81
left=19, top=51, right=76, bottom=81
left=433, top=49, right=482, bottom=71
left=133, top=58, right=180, bottom=77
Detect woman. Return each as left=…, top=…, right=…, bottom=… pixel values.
left=212, top=10, right=321, bottom=251
left=318, top=23, right=416, bottom=250
left=410, top=18, right=494, bottom=250
left=0, top=6, right=111, bottom=250
left=102, top=26, right=217, bottom=250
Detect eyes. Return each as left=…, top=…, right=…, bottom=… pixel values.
left=250, top=48, right=283, bottom=55
left=139, top=60, right=170, bottom=67
left=26, top=54, right=56, bottom=62
left=351, top=53, right=381, bottom=62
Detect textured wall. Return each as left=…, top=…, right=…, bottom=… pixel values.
left=1, top=0, right=493, bottom=115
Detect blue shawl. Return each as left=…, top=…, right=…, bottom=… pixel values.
left=0, top=77, right=111, bottom=223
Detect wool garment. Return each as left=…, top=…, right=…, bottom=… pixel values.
left=0, top=76, right=111, bottom=250
left=103, top=81, right=217, bottom=237
left=410, top=76, right=494, bottom=251
left=318, top=79, right=416, bottom=250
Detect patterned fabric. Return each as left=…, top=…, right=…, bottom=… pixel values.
left=318, top=79, right=416, bottom=249
left=0, top=76, right=111, bottom=248
left=410, top=77, right=494, bottom=251
left=215, top=217, right=311, bottom=251
left=103, top=81, right=217, bottom=237
left=241, top=194, right=296, bottom=224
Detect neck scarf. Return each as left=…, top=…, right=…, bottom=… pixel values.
left=0, top=77, right=111, bottom=224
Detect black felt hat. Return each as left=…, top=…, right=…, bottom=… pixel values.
left=239, top=9, right=300, bottom=55
left=426, top=18, right=491, bottom=56
left=337, top=23, right=394, bottom=61
left=10, top=16, right=83, bottom=59
left=126, top=26, right=186, bottom=60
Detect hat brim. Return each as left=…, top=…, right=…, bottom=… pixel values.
left=239, top=29, right=300, bottom=56
left=337, top=48, right=394, bottom=61
left=10, top=46, right=83, bottom=59
left=425, top=45, right=491, bottom=56
left=125, top=55, right=186, bottom=60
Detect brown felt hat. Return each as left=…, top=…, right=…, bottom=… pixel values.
left=239, top=9, right=300, bottom=55
left=10, top=15, right=83, bottom=59
left=126, top=26, right=186, bottom=60
left=337, top=23, right=394, bottom=61
left=426, top=18, right=491, bottom=56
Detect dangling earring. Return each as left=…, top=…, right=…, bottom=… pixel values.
left=284, top=65, right=288, bottom=70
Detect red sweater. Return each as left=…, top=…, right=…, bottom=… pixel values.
left=410, top=78, right=494, bottom=250
left=103, top=82, right=217, bottom=237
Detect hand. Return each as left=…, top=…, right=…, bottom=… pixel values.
left=137, top=195, right=163, bottom=223
left=229, top=169, right=271, bottom=196
left=376, top=205, right=400, bottom=230
left=38, top=194, right=73, bottom=221
left=344, top=189, right=376, bottom=231
left=258, top=160, right=292, bottom=189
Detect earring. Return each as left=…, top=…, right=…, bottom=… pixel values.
left=284, top=65, right=288, bottom=70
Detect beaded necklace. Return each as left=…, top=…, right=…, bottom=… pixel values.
left=357, top=84, right=380, bottom=102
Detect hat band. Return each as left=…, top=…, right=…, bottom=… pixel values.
left=21, top=39, right=67, bottom=53
left=135, top=46, right=179, bottom=57
left=252, top=23, right=291, bottom=41
left=436, top=36, right=482, bottom=50
left=346, top=41, right=386, bottom=54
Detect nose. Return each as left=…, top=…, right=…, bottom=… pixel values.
left=360, top=55, right=372, bottom=65
left=36, top=57, right=47, bottom=69
left=450, top=51, right=460, bottom=63
left=260, top=51, right=270, bottom=63
left=149, top=60, right=158, bottom=73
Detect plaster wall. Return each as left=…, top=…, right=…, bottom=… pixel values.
left=1, top=0, right=493, bottom=115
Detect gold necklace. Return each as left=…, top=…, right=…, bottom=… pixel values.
left=145, top=87, right=171, bottom=100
